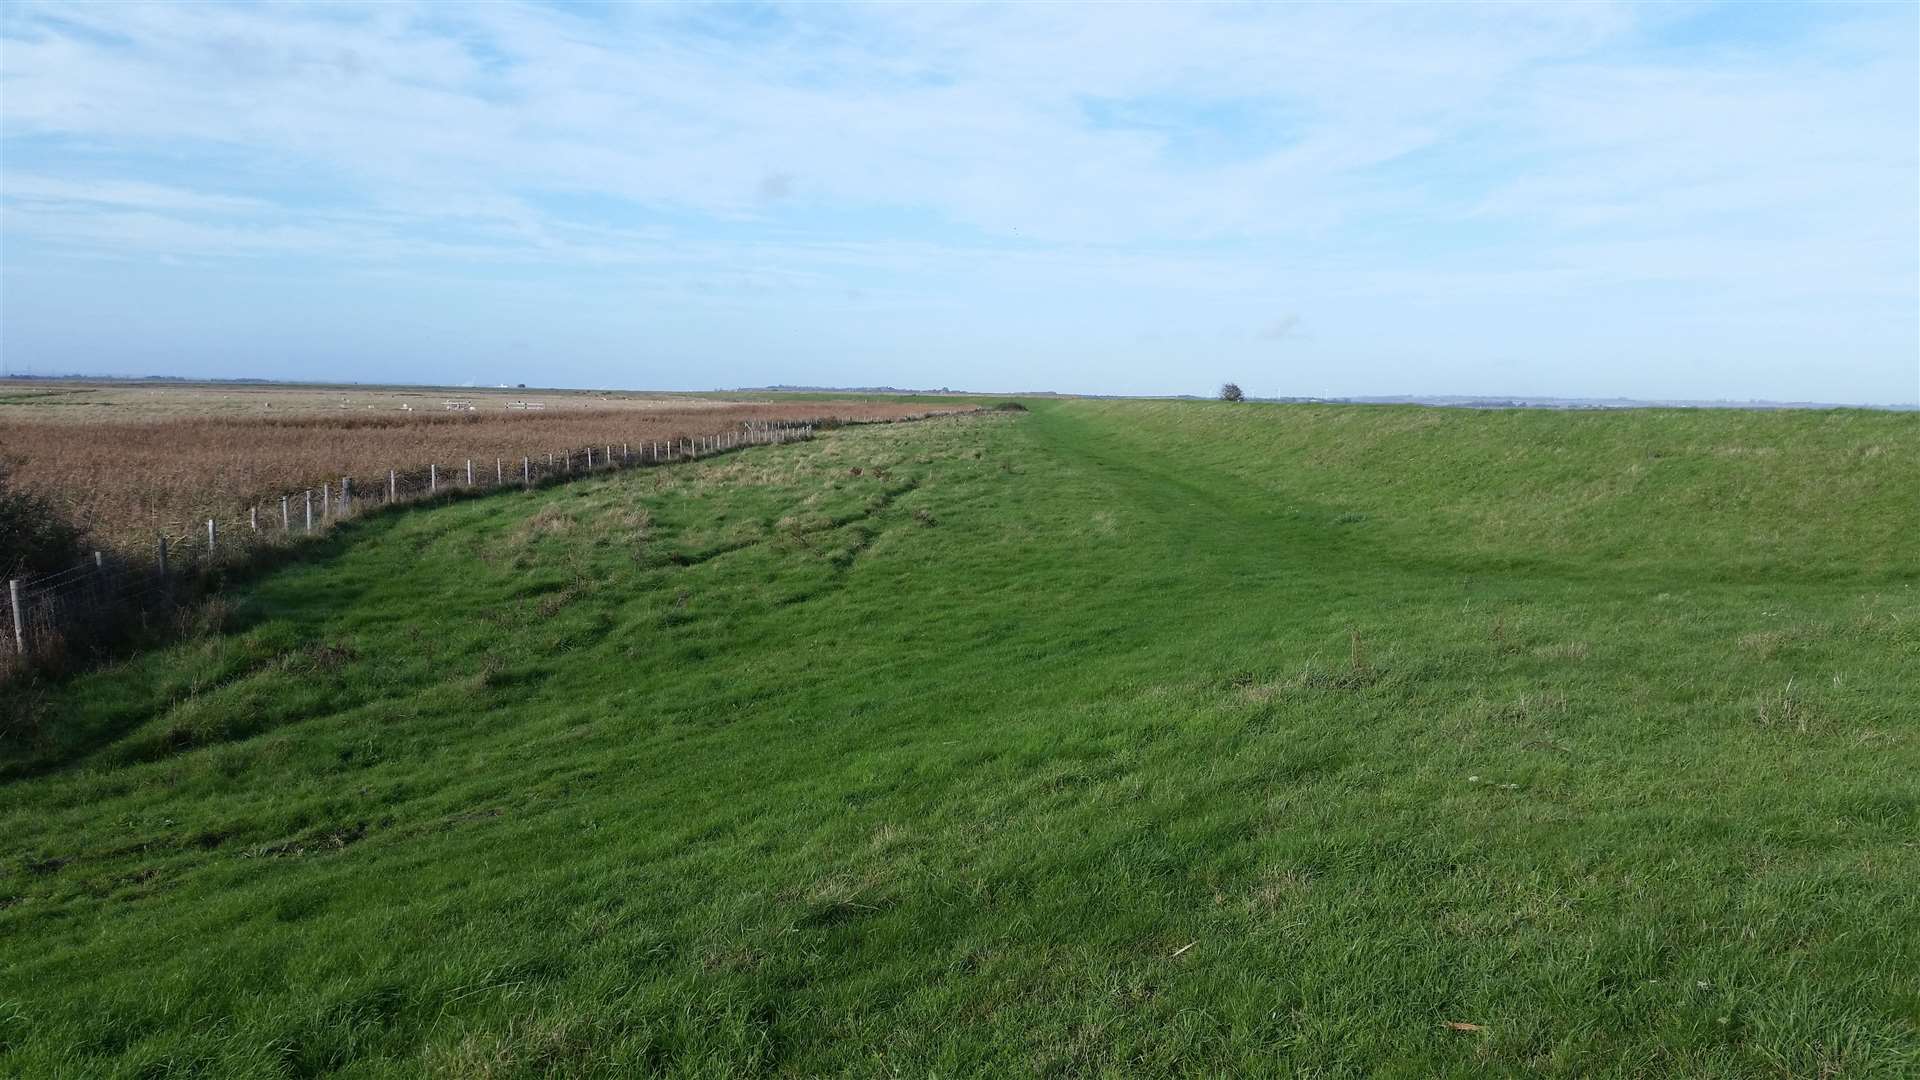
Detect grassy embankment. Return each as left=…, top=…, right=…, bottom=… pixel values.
left=2, top=400, right=1915, bottom=1076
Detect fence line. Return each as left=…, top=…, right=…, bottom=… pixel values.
left=4, top=420, right=816, bottom=662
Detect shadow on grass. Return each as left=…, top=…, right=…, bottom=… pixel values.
left=0, top=508, right=413, bottom=782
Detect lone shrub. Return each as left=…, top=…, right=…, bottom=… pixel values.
left=1219, top=383, right=1245, bottom=403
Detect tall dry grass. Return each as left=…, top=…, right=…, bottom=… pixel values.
left=0, top=402, right=963, bottom=552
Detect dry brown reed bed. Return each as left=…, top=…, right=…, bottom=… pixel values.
left=1, top=402, right=964, bottom=552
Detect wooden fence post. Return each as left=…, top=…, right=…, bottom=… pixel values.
left=430, top=464, right=438, bottom=493
left=305, top=490, right=313, bottom=532
left=282, top=495, right=290, bottom=530
left=250, top=506, right=258, bottom=532
left=389, top=469, right=397, bottom=502
left=623, top=442, right=630, bottom=464
left=8, top=578, right=23, bottom=655
left=322, top=483, right=331, bottom=518
left=523, top=457, right=531, bottom=487
left=208, top=518, right=217, bottom=554
left=342, top=477, right=352, bottom=514
left=467, top=459, right=474, bottom=486
left=496, top=458, right=503, bottom=485
left=156, top=534, right=171, bottom=602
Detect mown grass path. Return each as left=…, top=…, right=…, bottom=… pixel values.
left=2, top=402, right=1915, bottom=1077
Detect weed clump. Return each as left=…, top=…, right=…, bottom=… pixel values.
left=0, top=463, right=86, bottom=577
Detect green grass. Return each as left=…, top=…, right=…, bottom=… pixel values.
left=2, top=401, right=1916, bottom=1077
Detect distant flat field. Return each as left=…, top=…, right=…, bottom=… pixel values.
left=0, top=379, right=972, bottom=549
left=0, top=379, right=805, bottom=423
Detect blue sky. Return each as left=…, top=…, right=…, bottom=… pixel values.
left=1, top=1, right=1915, bottom=402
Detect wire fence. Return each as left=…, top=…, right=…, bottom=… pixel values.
left=3, top=420, right=814, bottom=665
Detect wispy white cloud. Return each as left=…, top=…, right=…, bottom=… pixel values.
left=0, top=1, right=1913, bottom=400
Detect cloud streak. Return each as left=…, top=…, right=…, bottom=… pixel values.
left=1, top=1, right=1914, bottom=401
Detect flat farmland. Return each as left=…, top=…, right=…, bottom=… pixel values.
left=0, top=379, right=969, bottom=550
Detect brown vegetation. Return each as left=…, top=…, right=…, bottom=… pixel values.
left=0, top=386, right=968, bottom=551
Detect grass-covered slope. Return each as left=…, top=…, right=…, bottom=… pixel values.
left=2, top=402, right=1916, bottom=1077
